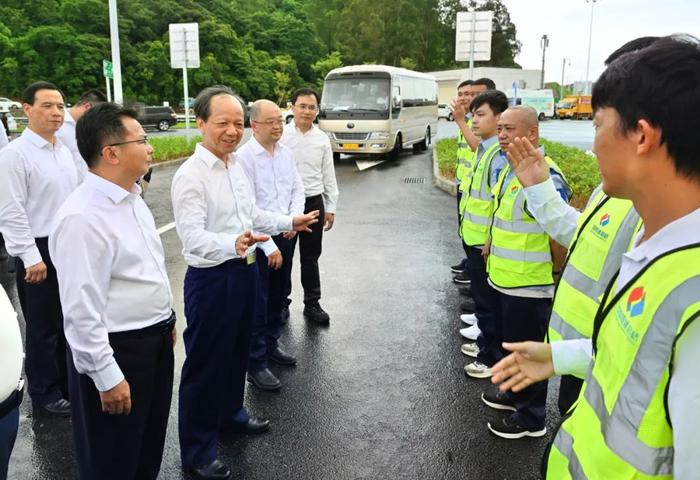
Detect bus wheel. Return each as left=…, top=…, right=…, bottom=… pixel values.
left=389, top=134, right=402, bottom=161
left=538, top=112, right=545, bottom=121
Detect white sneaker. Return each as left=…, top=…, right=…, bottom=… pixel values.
left=464, top=361, right=492, bottom=379
left=459, top=324, right=481, bottom=340
left=460, top=342, right=480, bottom=358
left=460, top=313, right=477, bottom=325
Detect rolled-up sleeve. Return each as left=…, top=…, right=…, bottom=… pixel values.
left=551, top=339, right=593, bottom=379
left=171, top=172, right=241, bottom=260
left=50, top=215, right=123, bottom=392
left=0, top=149, right=42, bottom=266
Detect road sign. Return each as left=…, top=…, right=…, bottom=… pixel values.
left=102, top=59, right=113, bottom=79
left=169, top=23, right=200, bottom=69
left=455, top=11, right=493, bottom=62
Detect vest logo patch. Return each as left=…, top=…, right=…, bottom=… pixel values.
left=509, top=185, right=520, bottom=196
left=627, top=286, right=645, bottom=317
left=600, top=213, right=610, bottom=226
left=591, top=213, right=611, bottom=241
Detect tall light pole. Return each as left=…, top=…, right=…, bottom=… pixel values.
left=540, top=34, right=549, bottom=89
left=584, top=0, right=598, bottom=95
left=560, top=58, right=570, bottom=101
left=108, top=0, right=123, bottom=104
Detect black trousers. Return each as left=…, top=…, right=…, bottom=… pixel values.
left=68, top=318, right=174, bottom=480
left=179, top=259, right=257, bottom=468
left=249, top=235, right=294, bottom=372
left=15, top=237, right=67, bottom=406
left=558, top=375, right=584, bottom=416
left=495, top=291, right=551, bottom=430
left=289, top=194, right=325, bottom=306
left=466, top=246, right=499, bottom=366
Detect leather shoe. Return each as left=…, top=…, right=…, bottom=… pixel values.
left=188, top=459, right=231, bottom=479
left=247, top=368, right=282, bottom=391
left=460, top=298, right=476, bottom=313
left=304, top=304, right=330, bottom=324
left=269, top=346, right=297, bottom=366
left=225, top=416, right=270, bottom=435
left=459, top=286, right=472, bottom=297
left=280, top=305, right=290, bottom=323
left=38, top=398, right=71, bottom=417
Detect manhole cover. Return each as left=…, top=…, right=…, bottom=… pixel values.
left=403, top=177, right=425, bottom=184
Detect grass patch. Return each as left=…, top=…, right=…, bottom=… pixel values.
left=435, top=136, right=600, bottom=208
left=150, top=135, right=201, bottom=163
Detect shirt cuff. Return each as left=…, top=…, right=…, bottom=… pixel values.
left=551, top=339, right=593, bottom=379
left=19, top=246, right=43, bottom=268
left=88, top=359, right=125, bottom=392
left=523, top=178, right=560, bottom=210
left=279, top=216, right=293, bottom=233
left=216, top=233, right=242, bottom=258
left=258, top=238, right=279, bottom=256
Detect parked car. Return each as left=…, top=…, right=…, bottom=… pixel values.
left=1, top=112, right=18, bottom=132
left=0, top=97, right=21, bottom=110
left=438, top=103, right=453, bottom=121
left=137, top=106, right=178, bottom=131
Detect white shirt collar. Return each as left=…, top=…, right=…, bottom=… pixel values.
left=248, top=135, right=276, bottom=156
left=84, top=172, right=140, bottom=204
left=64, top=110, right=76, bottom=125
left=195, top=143, right=232, bottom=169
left=626, top=207, right=700, bottom=263
left=291, top=120, right=316, bottom=136
left=22, top=127, right=63, bottom=150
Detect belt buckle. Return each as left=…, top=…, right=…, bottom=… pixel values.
left=246, top=251, right=256, bottom=265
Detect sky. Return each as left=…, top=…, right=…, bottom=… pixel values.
left=500, top=0, right=699, bottom=84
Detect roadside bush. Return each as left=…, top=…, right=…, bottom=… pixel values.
left=150, top=135, right=201, bottom=163
left=434, top=137, right=599, bottom=208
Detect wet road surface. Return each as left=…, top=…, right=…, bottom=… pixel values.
left=3, top=136, right=561, bottom=479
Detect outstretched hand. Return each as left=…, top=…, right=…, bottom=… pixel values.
left=235, top=230, right=270, bottom=257
left=506, top=137, right=551, bottom=187
left=491, top=341, right=555, bottom=393
left=293, top=210, right=320, bottom=233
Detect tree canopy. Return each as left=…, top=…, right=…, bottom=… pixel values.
left=0, top=0, right=521, bottom=104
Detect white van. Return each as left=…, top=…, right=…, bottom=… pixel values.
left=319, top=65, right=438, bottom=160
left=509, top=89, right=555, bottom=120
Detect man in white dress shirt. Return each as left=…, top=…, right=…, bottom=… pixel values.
left=281, top=87, right=339, bottom=325
left=238, top=100, right=305, bottom=391
left=172, top=86, right=319, bottom=480
left=50, top=103, right=176, bottom=480
left=491, top=35, right=700, bottom=477
left=0, top=81, right=77, bottom=418
left=56, top=89, right=107, bottom=179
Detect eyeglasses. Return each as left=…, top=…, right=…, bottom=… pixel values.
left=294, top=104, right=318, bottom=112
left=253, top=119, right=284, bottom=127
left=108, top=136, right=150, bottom=147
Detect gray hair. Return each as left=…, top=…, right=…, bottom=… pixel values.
left=193, top=85, right=242, bottom=121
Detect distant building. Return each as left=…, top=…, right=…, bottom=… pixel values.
left=425, top=67, right=542, bottom=104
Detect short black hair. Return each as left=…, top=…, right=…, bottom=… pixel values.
left=75, top=89, right=107, bottom=107
left=291, top=87, right=320, bottom=106
left=76, top=102, right=138, bottom=169
left=194, top=85, right=243, bottom=122
left=457, top=79, right=474, bottom=89
left=604, top=36, right=660, bottom=66
left=22, top=81, right=64, bottom=105
left=471, top=90, right=509, bottom=115
left=593, top=34, right=700, bottom=182
left=473, top=78, right=496, bottom=90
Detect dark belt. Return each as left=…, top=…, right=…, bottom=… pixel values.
left=108, top=311, right=176, bottom=340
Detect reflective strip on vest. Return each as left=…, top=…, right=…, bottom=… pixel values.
left=552, top=428, right=588, bottom=480
left=463, top=211, right=491, bottom=226
left=469, top=187, right=492, bottom=201
left=491, top=217, right=545, bottom=234
left=489, top=245, right=552, bottom=263
left=548, top=310, right=587, bottom=341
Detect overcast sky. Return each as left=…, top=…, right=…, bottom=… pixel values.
left=499, top=0, right=698, bottom=84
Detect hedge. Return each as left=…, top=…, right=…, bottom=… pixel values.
left=150, top=135, right=202, bottom=163
left=435, top=137, right=600, bottom=208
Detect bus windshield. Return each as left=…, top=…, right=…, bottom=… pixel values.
left=321, top=77, right=390, bottom=119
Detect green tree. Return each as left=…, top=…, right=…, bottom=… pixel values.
left=310, top=51, right=343, bottom=89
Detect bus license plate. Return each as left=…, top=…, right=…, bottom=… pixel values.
left=344, top=143, right=359, bottom=149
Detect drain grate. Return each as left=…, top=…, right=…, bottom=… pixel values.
left=403, top=177, right=425, bottom=184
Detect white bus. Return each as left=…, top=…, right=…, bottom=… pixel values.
left=318, top=65, right=438, bottom=160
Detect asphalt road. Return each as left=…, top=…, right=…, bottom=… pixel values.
left=2, top=138, right=563, bottom=479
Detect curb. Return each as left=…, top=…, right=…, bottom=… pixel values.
left=432, top=147, right=457, bottom=196
left=151, top=156, right=188, bottom=169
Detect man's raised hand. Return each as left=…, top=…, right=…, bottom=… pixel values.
left=506, top=137, right=551, bottom=187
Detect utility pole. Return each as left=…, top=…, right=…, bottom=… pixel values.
left=560, top=58, right=570, bottom=102
left=540, top=34, right=549, bottom=89
left=585, top=0, right=598, bottom=95
left=108, top=0, right=123, bottom=104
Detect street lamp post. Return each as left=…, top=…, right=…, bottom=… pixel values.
left=561, top=57, right=570, bottom=102
left=108, top=0, right=123, bottom=104
left=585, top=0, right=598, bottom=95
left=540, top=34, right=549, bottom=89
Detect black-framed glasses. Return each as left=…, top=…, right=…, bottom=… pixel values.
left=108, top=136, right=150, bottom=147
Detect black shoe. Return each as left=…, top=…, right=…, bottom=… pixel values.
left=188, top=459, right=232, bottom=479
left=247, top=368, right=282, bottom=391
left=452, top=271, right=471, bottom=285
left=269, top=346, right=297, bottom=366
left=304, top=304, right=330, bottom=324
left=460, top=299, right=476, bottom=313
left=280, top=305, right=290, bottom=324
left=450, top=258, right=468, bottom=274
left=481, top=389, right=516, bottom=412
left=225, top=416, right=271, bottom=435
left=459, top=286, right=472, bottom=297
left=487, top=414, right=546, bottom=439
left=38, top=398, right=71, bottom=417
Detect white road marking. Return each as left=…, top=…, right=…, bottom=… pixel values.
left=157, top=222, right=176, bottom=235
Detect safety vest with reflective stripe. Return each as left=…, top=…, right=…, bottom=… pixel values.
left=546, top=244, right=700, bottom=479
left=549, top=187, right=641, bottom=342
left=455, top=119, right=475, bottom=185
left=460, top=141, right=501, bottom=246
left=487, top=157, right=570, bottom=289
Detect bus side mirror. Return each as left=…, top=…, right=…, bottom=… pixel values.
left=392, top=95, right=402, bottom=109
